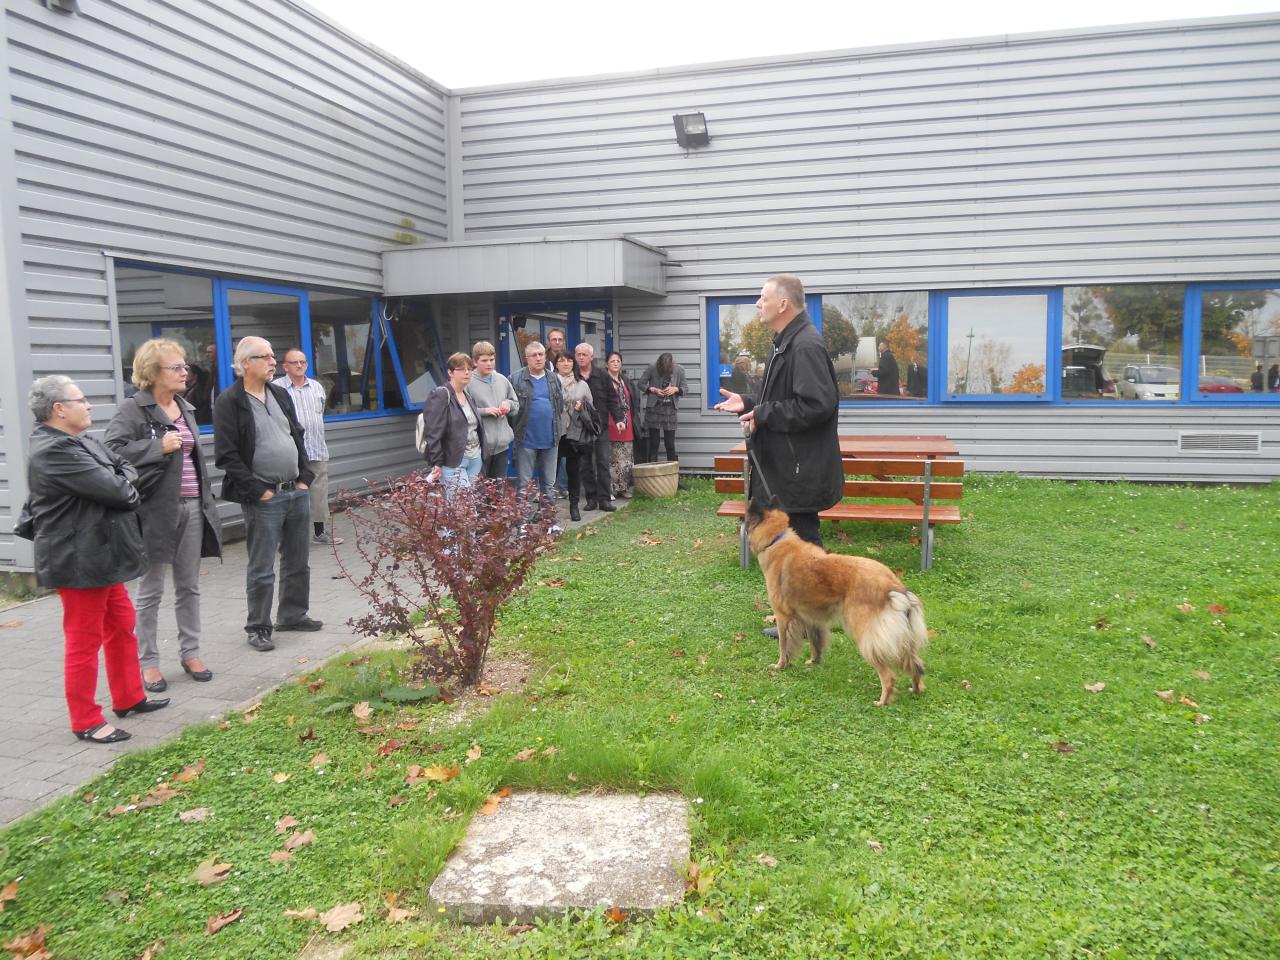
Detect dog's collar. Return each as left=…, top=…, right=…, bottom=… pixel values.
left=767, top=530, right=788, bottom=548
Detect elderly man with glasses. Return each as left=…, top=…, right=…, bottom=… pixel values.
left=213, top=337, right=321, bottom=652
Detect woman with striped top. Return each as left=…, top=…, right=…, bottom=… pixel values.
left=106, top=339, right=223, bottom=693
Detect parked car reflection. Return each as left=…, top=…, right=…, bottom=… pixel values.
left=1061, top=344, right=1115, bottom=398
left=1118, top=365, right=1180, bottom=400
left=1197, top=375, right=1244, bottom=394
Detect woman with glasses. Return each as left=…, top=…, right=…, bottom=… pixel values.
left=22, top=376, right=169, bottom=743
left=105, top=339, right=223, bottom=693
left=420, top=352, right=486, bottom=491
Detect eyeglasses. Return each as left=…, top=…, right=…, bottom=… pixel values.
left=248, top=354, right=276, bottom=362
left=160, top=363, right=190, bottom=372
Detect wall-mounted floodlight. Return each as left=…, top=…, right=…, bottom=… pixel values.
left=672, top=113, right=710, bottom=149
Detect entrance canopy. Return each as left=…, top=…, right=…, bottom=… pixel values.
left=382, top=235, right=668, bottom=298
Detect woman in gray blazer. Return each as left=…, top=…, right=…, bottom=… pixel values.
left=105, top=339, right=223, bottom=692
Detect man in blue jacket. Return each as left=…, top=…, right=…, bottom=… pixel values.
left=508, top=341, right=564, bottom=519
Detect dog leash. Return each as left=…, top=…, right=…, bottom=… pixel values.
left=742, top=422, right=776, bottom=503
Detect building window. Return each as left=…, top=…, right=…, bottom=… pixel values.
left=1191, top=284, right=1280, bottom=399
left=113, top=263, right=415, bottom=428
left=821, top=292, right=928, bottom=400
left=941, top=291, right=1053, bottom=399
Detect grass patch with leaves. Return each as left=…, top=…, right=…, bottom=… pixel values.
left=1, top=476, right=1277, bottom=959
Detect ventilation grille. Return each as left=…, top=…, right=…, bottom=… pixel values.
left=1178, top=432, right=1262, bottom=454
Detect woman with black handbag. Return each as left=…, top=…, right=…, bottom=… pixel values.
left=23, top=375, right=168, bottom=743
left=105, top=339, right=223, bottom=693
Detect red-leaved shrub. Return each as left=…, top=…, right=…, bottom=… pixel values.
left=336, top=473, right=557, bottom=686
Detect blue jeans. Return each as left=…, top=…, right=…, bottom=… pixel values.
left=241, top=486, right=311, bottom=634
left=441, top=456, right=482, bottom=493
left=514, top=444, right=558, bottom=508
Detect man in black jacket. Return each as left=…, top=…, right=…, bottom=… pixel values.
left=214, top=337, right=319, bottom=652
left=876, top=341, right=901, bottom=396
left=716, top=274, right=842, bottom=547
left=573, top=342, right=616, bottom=512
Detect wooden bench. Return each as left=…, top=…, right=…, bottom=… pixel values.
left=715, top=454, right=964, bottom=571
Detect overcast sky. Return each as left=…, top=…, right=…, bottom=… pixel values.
left=297, top=0, right=1277, bottom=88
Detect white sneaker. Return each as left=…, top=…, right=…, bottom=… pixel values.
left=313, top=532, right=344, bottom=546
left=549, top=524, right=564, bottom=536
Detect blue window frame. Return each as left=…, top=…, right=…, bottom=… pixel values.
left=933, top=289, right=1060, bottom=402
left=115, top=262, right=416, bottom=431
left=496, top=300, right=613, bottom=375
left=704, top=293, right=820, bottom=409
left=1184, top=281, right=1280, bottom=403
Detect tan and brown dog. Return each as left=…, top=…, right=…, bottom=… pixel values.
left=746, top=497, right=928, bottom=706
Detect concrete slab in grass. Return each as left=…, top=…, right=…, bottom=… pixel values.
left=429, top=792, right=689, bottom=924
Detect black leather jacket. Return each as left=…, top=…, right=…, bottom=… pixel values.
left=420, top=386, right=485, bottom=469
left=212, top=379, right=315, bottom=504
left=25, top=425, right=146, bottom=589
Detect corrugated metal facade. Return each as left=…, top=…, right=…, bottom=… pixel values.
left=0, top=0, right=448, bottom=566
left=453, top=15, right=1280, bottom=480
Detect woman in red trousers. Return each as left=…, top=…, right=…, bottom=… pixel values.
left=19, top=375, right=169, bottom=743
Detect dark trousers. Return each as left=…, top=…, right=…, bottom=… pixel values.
left=242, top=486, right=311, bottom=633
left=646, top=429, right=676, bottom=463
left=788, top=511, right=822, bottom=547
left=482, top=450, right=509, bottom=479
left=558, top=436, right=583, bottom=502
left=581, top=433, right=613, bottom=505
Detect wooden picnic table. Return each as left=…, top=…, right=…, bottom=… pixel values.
left=730, top=434, right=958, bottom=460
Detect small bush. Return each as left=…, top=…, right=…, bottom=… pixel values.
left=336, top=474, right=556, bottom=686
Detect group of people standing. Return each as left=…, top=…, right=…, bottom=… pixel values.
left=20, top=336, right=331, bottom=744
left=417, top=335, right=687, bottom=522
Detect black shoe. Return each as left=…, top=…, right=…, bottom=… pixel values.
left=247, top=628, right=275, bottom=652
left=569, top=502, right=581, bottom=522
left=143, top=676, right=168, bottom=693
left=182, top=660, right=213, bottom=682
left=584, top=500, right=599, bottom=511
left=113, top=697, right=170, bottom=719
left=275, top=617, right=323, bottom=632
left=74, top=722, right=131, bottom=744
left=598, top=500, right=616, bottom=512
left=763, top=626, right=779, bottom=639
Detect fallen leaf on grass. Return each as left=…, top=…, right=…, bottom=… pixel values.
left=192, top=856, right=232, bottom=887
left=961, top=680, right=972, bottom=690
left=1194, top=713, right=1211, bottom=725
left=269, top=851, right=293, bottom=865
left=1142, top=635, right=1157, bottom=650
left=297, top=727, right=318, bottom=743
left=408, top=763, right=459, bottom=785
left=320, top=902, right=363, bottom=932
left=136, top=940, right=162, bottom=960
left=604, top=905, right=628, bottom=924
left=283, top=907, right=318, bottom=920
left=508, top=923, right=534, bottom=934
left=173, top=759, right=206, bottom=783
left=685, top=860, right=714, bottom=896
left=476, top=685, right=502, bottom=696
left=478, top=787, right=513, bottom=816
left=1207, top=603, right=1227, bottom=615
left=394, top=719, right=418, bottom=731
left=866, top=838, right=883, bottom=853
left=387, top=795, right=406, bottom=807
left=283, top=830, right=315, bottom=851
left=356, top=725, right=386, bottom=736
left=309, top=752, right=330, bottom=768
left=352, top=702, right=373, bottom=722
left=1155, top=690, right=1175, bottom=703
left=347, top=655, right=371, bottom=666
left=384, top=892, right=417, bottom=923
left=1092, top=615, right=1111, bottom=630
left=218, top=721, right=233, bottom=731
left=763, top=614, right=777, bottom=625
left=512, top=748, right=538, bottom=762
left=4, top=924, right=50, bottom=957
left=109, top=783, right=182, bottom=817
left=465, top=743, right=483, bottom=764
left=670, top=649, right=686, bottom=658
left=542, top=745, right=558, bottom=757
left=206, top=908, right=242, bottom=934
left=178, top=807, right=211, bottom=824
left=1176, top=602, right=1196, bottom=614
left=377, top=739, right=406, bottom=757
left=1193, top=670, right=1213, bottom=681
left=306, top=678, right=327, bottom=693
left=275, top=815, right=300, bottom=833
left=625, top=640, right=637, bottom=648
left=754, top=853, right=778, bottom=868
left=272, top=773, right=289, bottom=784
left=360, top=764, right=377, bottom=778
left=1179, top=694, right=1199, bottom=708
left=1084, top=682, right=1106, bottom=693
left=544, top=578, right=566, bottom=588
left=1051, top=742, right=1075, bottom=754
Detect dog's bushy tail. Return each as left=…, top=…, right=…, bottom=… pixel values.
left=862, top=589, right=928, bottom=678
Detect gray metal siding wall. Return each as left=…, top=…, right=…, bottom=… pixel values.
left=456, top=15, right=1280, bottom=481
left=0, top=0, right=448, bottom=567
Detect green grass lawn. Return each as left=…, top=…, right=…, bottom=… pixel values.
left=2, top=476, right=1277, bottom=959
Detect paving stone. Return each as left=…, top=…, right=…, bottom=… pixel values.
left=1, top=778, right=62, bottom=802
left=429, top=792, right=690, bottom=924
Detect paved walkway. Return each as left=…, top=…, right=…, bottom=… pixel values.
left=0, top=497, right=609, bottom=827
